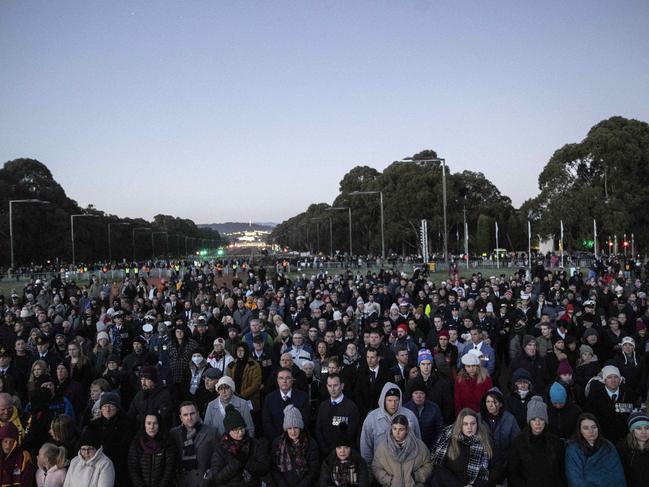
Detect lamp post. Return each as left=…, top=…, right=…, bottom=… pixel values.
left=9, top=199, right=49, bottom=269
left=132, top=227, right=151, bottom=260
left=350, top=190, right=385, bottom=260
left=152, top=232, right=168, bottom=258
left=71, top=214, right=100, bottom=265
left=326, top=207, right=352, bottom=256
left=108, top=222, right=130, bottom=263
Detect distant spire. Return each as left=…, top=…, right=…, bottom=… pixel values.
left=249, top=219, right=252, bottom=227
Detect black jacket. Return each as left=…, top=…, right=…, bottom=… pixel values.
left=128, top=385, right=174, bottom=427
left=86, top=412, right=136, bottom=487
left=616, top=437, right=649, bottom=487
left=507, top=428, right=566, bottom=487
left=315, top=396, right=360, bottom=454
left=262, top=389, right=310, bottom=441
left=318, top=449, right=370, bottom=487
left=127, top=435, right=178, bottom=487
left=205, top=437, right=270, bottom=487
left=353, top=364, right=392, bottom=416
left=271, top=434, right=319, bottom=487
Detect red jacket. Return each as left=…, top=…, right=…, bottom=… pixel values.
left=454, top=374, right=493, bottom=414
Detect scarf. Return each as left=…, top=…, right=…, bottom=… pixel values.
left=431, top=425, right=489, bottom=484
left=140, top=435, right=161, bottom=454
left=222, top=434, right=251, bottom=464
left=343, top=353, right=359, bottom=366
left=385, top=430, right=418, bottom=463
left=180, top=424, right=200, bottom=471
left=275, top=433, right=308, bottom=477
left=332, top=459, right=361, bottom=486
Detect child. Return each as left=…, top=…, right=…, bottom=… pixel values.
left=36, top=443, right=68, bottom=487
left=319, top=424, right=369, bottom=486
left=0, top=422, right=34, bottom=487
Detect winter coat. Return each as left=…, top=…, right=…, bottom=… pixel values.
left=127, top=385, right=173, bottom=427
left=371, top=435, right=433, bottom=487
left=564, top=440, right=625, bottom=487
left=204, top=395, right=255, bottom=438
left=318, top=449, right=370, bottom=487
left=85, top=412, right=136, bottom=487
left=505, top=391, right=533, bottom=429
left=587, top=384, right=637, bottom=443
left=403, top=399, right=444, bottom=449
left=204, top=437, right=270, bottom=487
left=547, top=401, right=582, bottom=441
left=454, top=374, right=493, bottom=414
left=616, top=438, right=649, bottom=487
left=262, top=389, right=310, bottom=441
left=35, top=464, right=67, bottom=487
left=169, top=422, right=215, bottom=487
left=127, top=435, right=178, bottom=487
left=359, top=382, right=421, bottom=464
left=227, top=359, right=262, bottom=410
left=270, top=434, right=319, bottom=487
left=168, top=337, right=199, bottom=384
left=62, top=447, right=115, bottom=487
left=507, top=428, right=566, bottom=487
left=479, top=395, right=520, bottom=484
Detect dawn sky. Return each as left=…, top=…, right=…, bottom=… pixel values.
left=2, top=1, right=648, bottom=224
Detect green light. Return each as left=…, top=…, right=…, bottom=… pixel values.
left=582, top=240, right=594, bottom=249
left=217, top=248, right=224, bottom=256
left=200, top=249, right=207, bottom=256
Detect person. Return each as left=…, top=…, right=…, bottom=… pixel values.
left=127, top=412, right=177, bottom=487
left=63, top=429, right=115, bottom=487
left=204, top=376, right=255, bottom=437
left=479, top=387, right=520, bottom=483
left=505, top=368, right=535, bottom=429
left=0, top=393, right=24, bottom=444
left=48, top=415, right=80, bottom=462
left=431, top=408, right=492, bottom=487
left=0, top=422, right=33, bottom=487
left=547, top=381, right=582, bottom=441
left=454, top=352, right=493, bottom=414
left=263, top=368, right=310, bottom=441
left=315, top=373, right=361, bottom=456
left=616, top=410, right=649, bottom=487
left=194, top=367, right=221, bottom=416
left=353, top=348, right=392, bottom=417
left=402, top=378, right=444, bottom=449
left=170, top=401, right=215, bottom=487
left=227, top=342, right=262, bottom=412
left=359, top=382, right=420, bottom=464
left=203, top=404, right=270, bottom=486
left=35, top=443, right=68, bottom=487
left=371, top=414, right=433, bottom=487
left=509, top=335, right=549, bottom=393
left=507, top=396, right=566, bottom=487
left=319, top=423, right=369, bottom=487
left=271, top=405, right=319, bottom=486
left=127, top=365, right=173, bottom=427
left=564, top=413, right=625, bottom=487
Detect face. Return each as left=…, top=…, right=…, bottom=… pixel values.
left=56, top=364, right=68, bottom=381
left=144, top=415, right=159, bottom=437
left=277, top=371, right=293, bottom=393
left=530, top=417, right=545, bottom=435
left=0, top=398, right=12, bottom=422
left=279, top=354, right=292, bottom=368
left=419, top=360, right=432, bottom=376
left=516, top=380, right=530, bottom=391
left=335, top=445, right=351, bottom=461
left=391, top=423, right=408, bottom=442
left=633, top=425, right=649, bottom=444
left=461, top=414, right=478, bottom=437
left=32, top=364, right=45, bottom=377
left=90, top=385, right=102, bottom=402
left=465, top=364, right=479, bottom=377
left=366, top=352, right=379, bottom=368
left=236, top=347, right=246, bottom=359
left=384, top=396, right=399, bottom=415
left=327, top=377, right=343, bottom=399
left=397, top=350, right=409, bottom=365
left=101, top=403, right=118, bottom=419
left=524, top=340, right=537, bottom=357
left=218, top=384, right=233, bottom=402
left=287, top=426, right=301, bottom=441
left=580, top=419, right=598, bottom=444
left=485, top=395, right=501, bottom=415
left=412, top=390, right=426, bottom=406
left=229, top=426, right=245, bottom=441
left=141, top=377, right=155, bottom=390
left=79, top=445, right=97, bottom=461
left=0, top=437, right=14, bottom=455
left=604, top=374, right=621, bottom=391
left=179, top=405, right=198, bottom=429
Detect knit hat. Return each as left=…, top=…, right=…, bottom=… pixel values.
left=79, top=429, right=102, bottom=449
left=334, top=423, right=353, bottom=447
left=601, top=365, right=621, bottom=380
left=216, top=376, right=236, bottom=391
left=628, top=411, right=649, bottom=431
left=583, top=328, right=599, bottom=339
left=417, top=348, right=433, bottom=365
left=277, top=324, right=290, bottom=335
left=139, top=365, right=158, bottom=382
left=99, top=392, right=121, bottom=409
left=549, top=382, right=567, bottom=405
left=437, top=330, right=450, bottom=339
left=522, top=335, right=536, bottom=348
left=621, top=336, right=635, bottom=347
left=223, top=404, right=246, bottom=433
left=636, top=319, right=647, bottom=331
left=283, top=405, right=304, bottom=430
left=407, top=378, right=428, bottom=396
left=385, top=387, right=401, bottom=399
left=512, top=368, right=532, bottom=384
left=579, top=344, right=594, bottom=355
left=0, top=423, right=19, bottom=442
left=397, top=324, right=409, bottom=335
left=557, top=359, right=573, bottom=376
left=526, top=396, right=548, bottom=423
left=96, top=331, right=109, bottom=342
left=461, top=353, right=480, bottom=366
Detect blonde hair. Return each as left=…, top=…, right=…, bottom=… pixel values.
left=39, top=443, right=67, bottom=469
left=448, top=408, right=493, bottom=460
left=29, top=360, right=50, bottom=383
left=457, top=365, right=489, bottom=384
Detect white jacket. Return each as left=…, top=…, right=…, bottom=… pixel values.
left=62, top=447, right=115, bottom=487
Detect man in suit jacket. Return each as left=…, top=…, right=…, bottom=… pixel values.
left=353, top=348, right=392, bottom=417
left=262, top=367, right=310, bottom=440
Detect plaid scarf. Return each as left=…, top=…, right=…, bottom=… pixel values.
left=275, top=433, right=308, bottom=477
left=431, top=425, right=489, bottom=484
left=332, top=459, right=360, bottom=486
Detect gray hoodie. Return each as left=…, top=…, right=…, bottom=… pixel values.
left=359, top=381, right=421, bottom=464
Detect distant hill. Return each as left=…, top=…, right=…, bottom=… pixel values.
left=199, top=222, right=276, bottom=234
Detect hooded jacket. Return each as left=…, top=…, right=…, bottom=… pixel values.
left=359, top=382, right=421, bottom=464
left=0, top=422, right=33, bottom=487
left=63, top=446, right=115, bottom=487
left=479, top=387, right=520, bottom=480
left=0, top=407, right=25, bottom=445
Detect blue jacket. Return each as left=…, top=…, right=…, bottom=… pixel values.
left=403, top=399, right=444, bottom=448
left=565, top=440, right=625, bottom=487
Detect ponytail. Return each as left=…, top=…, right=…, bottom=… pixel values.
left=39, top=443, right=67, bottom=469
left=55, top=446, right=67, bottom=468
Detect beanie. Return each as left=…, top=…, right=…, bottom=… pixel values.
left=283, top=405, right=304, bottom=431
left=526, top=396, right=548, bottom=423
left=549, top=382, right=567, bottom=405
left=522, top=335, right=536, bottom=348
left=334, top=423, right=353, bottom=447
left=216, top=376, right=236, bottom=391
left=583, top=328, right=599, bottom=339
left=579, top=344, right=594, bottom=355
left=99, top=392, right=121, bottom=409
left=557, top=359, right=573, bottom=376
left=636, top=319, right=646, bottom=331
left=417, top=348, right=433, bottom=365
left=601, top=365, right=621, bottom=380
left=223, top=404, right=246, bottom=433
left=139, top=365, right=158, bottom=382
left=628, top=411, right=649, bottom=432
left=397, top=324, right=409, bottom=335
left=407, top=378, right=428, bottom=397
left=79, top=429, right=102, bottom=449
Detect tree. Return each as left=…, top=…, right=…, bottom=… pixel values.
left=475, top=214, right=493, bottom=254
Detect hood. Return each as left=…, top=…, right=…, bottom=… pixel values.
left=0, top=422, right=18, bottom=442
left=479, top=386, right=504, bottom=418
left=378, top=381, right=402, bottom=415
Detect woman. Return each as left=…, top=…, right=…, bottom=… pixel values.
left=372, top=415, right=433, bottom=487
left=127, top=413, right=177, bottom=487
left=272, top=324, right=292, bottom=365
left=431, top=408, right=492, bottom=487
left=63, top=430, right=115, bottom=487
left=207, top=338, right=234, bottom=376
left=64, top=341, right=93, bottom=392
left=48, top=415, right=80, bottom=462
left=616, top=410, right=649, bottom=487
left=80, top=378, right=111, bottom=429
left=507, top=396, right=566, bottom=487
left=565, top=413, right=625, bottom=487
left=27, top=360, right=50, bottom=399
left=319, top=424, right=369, bottom=487
left=271, top=405, right=319, bottom=486
left=227, top=342, right=262, bottom=411
left=313, top=341, right=330, bottom=381
left=92, top=331, right=112, bottom=376
left=204, top=404, right=270, bottom=486
left=0, top=423, right=33, bottom=487
left=454, top=353, right=493, bottom=414
left=36, top=443, right=68, bottom=487
left=168, top=325, right=199, bottom=400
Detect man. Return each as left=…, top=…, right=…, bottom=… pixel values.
left=243, top=318, right=273, bottom=350
left=509, top=335, right=549, bottom=393
left=34, top=335, right=60, bottom=376
left=390, top=345, right=411, bottom=393
left=353, top=348, right=392, bottom=416
left=286, top=330, right=314, bottom=369
left=359, top=382, right=421, bottom=464
left=403, top=378, right=444, bottom=448
left=233, top=299, right=253, bottom=334
left=170, top=401, right=216, bottom=487
left=315, top=373, right=360, bottom=455
left=588, top=365, right=638, bottom=442
left=127, top=365, right=173, bottom=427
left=194, top=367, right=221, bottom=417
left=204, top=376, right=254, bottom=437
left=262, top=367, right=310, bottom=440
left=0, top=347, right=27, bottom=403
left=0, top=393, right=24, bottom=444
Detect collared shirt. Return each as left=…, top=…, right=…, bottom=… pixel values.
left=331, top=393, right=345, bottom=406
left=607, top=388, right=620, bottom=400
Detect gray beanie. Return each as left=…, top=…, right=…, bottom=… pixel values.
left=283, top=405, right=304, bottom=431
left=526, top=395, right=548, bottom=423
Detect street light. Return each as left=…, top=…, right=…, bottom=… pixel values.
left=132, top=227, right=151, bottom=260
left=400, top=157, right=448, bottom=264
left=9, top=199, right=49, bottom=269
left=326, top=207, right=352, bottom=256
left=108, top=222, right=130, bottom=263
left=71, top=214, right=100, bottom=265
left=350, top=190, right=385, bottom=260
left=152, top=232, right=168, bottom=258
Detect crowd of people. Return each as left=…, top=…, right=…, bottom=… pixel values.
left=0, top=256, right=647, bottom=486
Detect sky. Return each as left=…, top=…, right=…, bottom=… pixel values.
left=2, top=1, right=648, bottom=224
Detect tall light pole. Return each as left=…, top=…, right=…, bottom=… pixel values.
left=350, top=190, right=385, bottom=260
left=326, top=207, right=352, bottom=256
left=108, top=222, right=130, bottom=263
left=132, top=227, right=151, bottom=260
left=152, top=232, right=168, bottom=258
left=71, top=214, right=100, bottom=265
left=9, top=199, right=49, bottom=269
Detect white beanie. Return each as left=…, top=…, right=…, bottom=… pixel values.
left=601, top=365, right=621, bottom=379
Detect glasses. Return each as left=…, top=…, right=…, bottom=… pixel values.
left=80, top=447, right=96, bottom=452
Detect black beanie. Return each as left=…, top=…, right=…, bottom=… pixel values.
left=334, top=423, right=353, bottom=448
left=79, top=429, right=102, bottom=449
left=223, top=404, right=246, bottom=433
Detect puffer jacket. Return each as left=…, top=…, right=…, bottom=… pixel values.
left=127, top=385, right=173, bottom=427
left=204, top=436, right=270, bottom=487
left=270, top=433, right=319, bottom=487
left=127, top=435, right=178, bottom=487
left=371, top=434, right=433, bottom=487
left=62, top=447, right=115, bottom=487
left=507, top=428, right=566, bottom=487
